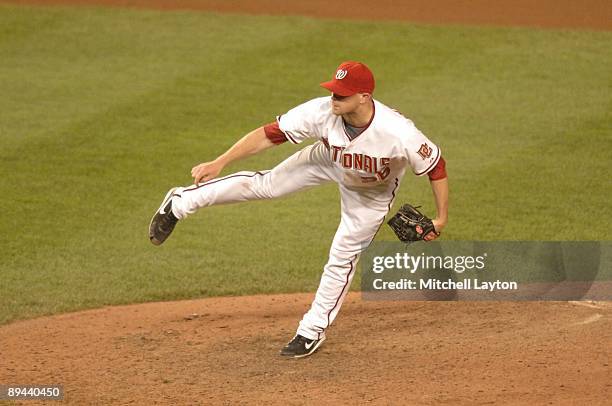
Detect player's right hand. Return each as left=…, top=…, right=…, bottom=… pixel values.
left=191, top=160, right=224, bottom=184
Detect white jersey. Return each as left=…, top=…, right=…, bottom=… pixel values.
left=277, top=97, right=441, bottom=187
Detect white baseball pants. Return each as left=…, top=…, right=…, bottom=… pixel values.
left=171, top=141, right=399, bottom=341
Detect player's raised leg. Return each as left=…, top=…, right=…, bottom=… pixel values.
left=149, top=142, right=336, bottom=245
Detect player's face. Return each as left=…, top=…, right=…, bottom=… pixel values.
left=331, top=93, right=368, bottom=115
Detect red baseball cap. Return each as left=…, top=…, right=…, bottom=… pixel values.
left=320, top=61, right=375, bottom=96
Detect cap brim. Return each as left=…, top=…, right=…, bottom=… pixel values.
left=320, top=80, right=355, bottom=96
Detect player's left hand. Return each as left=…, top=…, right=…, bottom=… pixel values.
left=425, top=218, right=446, bottom=241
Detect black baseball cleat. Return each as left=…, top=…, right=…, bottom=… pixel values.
left=280, top=335, right=325, bottom=358
left=149, top=187, right=179, bottom=246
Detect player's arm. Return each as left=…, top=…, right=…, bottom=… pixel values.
left=191, top=126, right=274, bottom=184
left=191, top=98, right=319, bottom=183
left=401, top=126, right=449, bottom=240
left=429, top=177, right=449, bottom=236
left=426, top=158, right=448, bottom=240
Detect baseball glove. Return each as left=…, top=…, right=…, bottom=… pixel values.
left=387, top=204, right=439, bottom=243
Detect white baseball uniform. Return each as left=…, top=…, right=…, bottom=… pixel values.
left=171, top=96, right=441, bottom=341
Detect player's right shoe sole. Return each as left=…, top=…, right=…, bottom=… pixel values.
left=149, top=187, right=179, bottom=246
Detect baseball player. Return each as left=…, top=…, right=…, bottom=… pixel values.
left=149, top=61, right=449, bottom=358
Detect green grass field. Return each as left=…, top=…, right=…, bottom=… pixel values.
left=1, top=4, right=610, bottom=325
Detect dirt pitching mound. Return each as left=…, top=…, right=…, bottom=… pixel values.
left=1, top=293, right=610, bottom=404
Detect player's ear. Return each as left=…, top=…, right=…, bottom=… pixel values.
left=360, top=93, right=372, bottom=104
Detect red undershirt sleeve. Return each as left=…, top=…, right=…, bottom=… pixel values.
left=427, top=156, right=447, bottom=180
left=263, top=121, right=288, bottom=145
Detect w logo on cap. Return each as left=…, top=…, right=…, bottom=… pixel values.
left=335, top=69, right=348, bottom=80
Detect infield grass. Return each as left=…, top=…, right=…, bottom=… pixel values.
left=1, top=4, right=610, bottom=324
